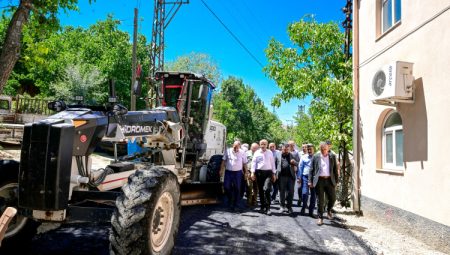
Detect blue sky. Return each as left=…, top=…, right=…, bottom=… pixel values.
left=58, top=0, right=346, bottom=123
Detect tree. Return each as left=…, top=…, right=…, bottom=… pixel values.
left=1, top=14, right=150, bottom=109
left=264, top=17, right=353, bottom=206
left=213, top=76, right=287, bottom=145
left=166, top=52, right=221, bottom=85
left=0, top=0, right=82, bottom=94
left=292, top=109, right=321, bottom=147
left=264, top=17, right=352, bottom=149
left=50, top=63, right=105, bottom=103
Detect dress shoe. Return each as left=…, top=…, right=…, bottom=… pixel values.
left=309, top=213, right=317, bottom=219
left=317, top=218, right=323, bottom=225
left=327, top=211, right=333, bottom=220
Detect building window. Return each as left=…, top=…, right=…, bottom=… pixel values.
left=382, top=0, right=401, bottom=33
left=383, top=111, right=403, bottom=169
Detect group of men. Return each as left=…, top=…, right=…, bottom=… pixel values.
left=220, top=139, right=339, bottom=225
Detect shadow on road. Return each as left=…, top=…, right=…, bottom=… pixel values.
left=174, top=203, right=341, bottom=255
left=1, top=223, right=110, bottom=255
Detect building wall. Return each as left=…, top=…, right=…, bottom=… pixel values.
left=358, top=1, right=450, bottom=226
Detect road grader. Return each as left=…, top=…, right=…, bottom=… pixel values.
left=0, top=71, right=226, bottom=254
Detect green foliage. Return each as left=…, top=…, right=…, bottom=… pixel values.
left=166, top=52, right=221, bottom=85
left=213, top=76, right=288, bottom=145
left=0, top=12, right=9, bottom=52
left=0, top=0, right=83, bottom=93
left=1, top=14, right=150, bottom=109
left=292, top=109, right=321, bottom=147
left=264, top=17, right=353, bottom=150
left=50, top=63, right=105, bottom=103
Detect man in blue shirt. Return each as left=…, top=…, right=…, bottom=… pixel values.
left=298, top=144, right=316, bottom=217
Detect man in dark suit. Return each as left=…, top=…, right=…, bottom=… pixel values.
left=278, top=144, right=298, bottom=214
left=308, top=142, right=339, bottom=225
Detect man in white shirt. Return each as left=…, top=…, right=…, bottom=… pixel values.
left=221, top=141, right=248, bottom=211
left=308, top=142, right=339, bottom=225
left=251, top=139, right=276, bottom=215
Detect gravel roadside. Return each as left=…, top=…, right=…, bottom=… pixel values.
left=334, top=205, right=446, bottom=255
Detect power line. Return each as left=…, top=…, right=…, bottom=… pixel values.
left=240, top=0, right=271, bottom=40
left=218, top=0, right=265, bottom=51
left=200, top=0, right=264, bottom=68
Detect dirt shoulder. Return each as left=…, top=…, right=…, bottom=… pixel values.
left=334, top=205, right=446, bottom=255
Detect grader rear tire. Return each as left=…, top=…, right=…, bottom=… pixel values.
left=109, top=167, right=181, bottom=255
left=0, top=160, right=39, bottom=253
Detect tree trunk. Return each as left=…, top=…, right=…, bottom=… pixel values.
left=0, top=0, right=33, bottom=94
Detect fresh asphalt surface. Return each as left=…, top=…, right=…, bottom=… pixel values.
left=0, top=149, right=371, bottom=254
left=5, top=189, right=371, bottom=255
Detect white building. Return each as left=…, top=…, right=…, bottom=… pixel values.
left=353, top=1, right=450, bottom=252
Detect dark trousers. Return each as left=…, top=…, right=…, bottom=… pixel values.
left=240, top=173, right=246, bottom=199
left=256, top=170, right=273, bottom=210
left=301, top=175, right=316, bottom=213
left=271, top=178, right=279, bottom=201
left=224, top=170, right=243, bottom=208
left=315, top=177, right=336, bottom=219
left=279, top=175, right=295, bottom=209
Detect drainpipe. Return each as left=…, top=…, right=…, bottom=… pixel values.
left=352, top=0, right=361, bottom=213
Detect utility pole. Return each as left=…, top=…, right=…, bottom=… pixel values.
left=148, top=0, right=189, bottom=108
left=342, top=0, right=353, bottom=61
left=297, top=105, right=305, bottom=117
left=131, top=8, right=138, bottom=111
left=340, top=0, right=355, bottom=209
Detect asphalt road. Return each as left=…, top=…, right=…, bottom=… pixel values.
left=173, top=202, right=371, bottom=255
left=0, top=150, right=372, bottom=254
left=2, top=198, right=371, bottom=255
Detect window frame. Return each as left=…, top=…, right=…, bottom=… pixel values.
left=382, top=111, right=404, bottom=171
left=381, top=0, right=401, bottom=34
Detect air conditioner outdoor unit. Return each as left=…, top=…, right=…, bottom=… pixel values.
left=371, top=61, right=414, bottom=104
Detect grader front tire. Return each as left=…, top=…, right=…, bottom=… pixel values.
left=110, top=167, right=181, bottom=255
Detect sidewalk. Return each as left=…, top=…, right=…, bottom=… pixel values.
left=334, top=205, right=446, bottom=255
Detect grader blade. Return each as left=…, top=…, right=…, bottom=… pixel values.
left=180, top=183, right=223, bottom=206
